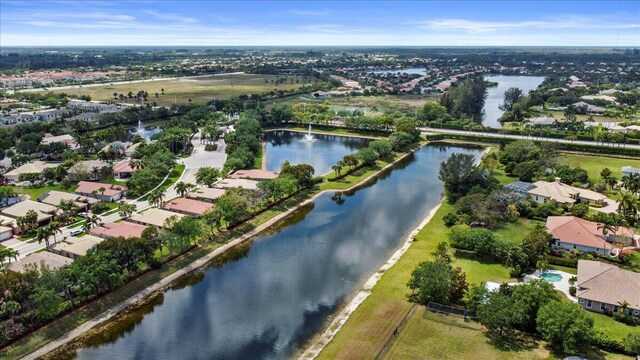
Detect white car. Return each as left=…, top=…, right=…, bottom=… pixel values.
left=70, top=228, right=83, bottom=236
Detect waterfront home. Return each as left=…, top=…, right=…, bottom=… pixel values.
left=91, top=221, right=147, bottom=239
left=214, top=178, right=259, bottom=191
left=546, top=216, right=636, bottom=254
left=7, top=251, right=73, bottom=273
left=186, top=187, right=226, bottom=203
left=161, top=197, right=213, bottom=217
left=528, top=116, right=556, bottom=126
left=124, top=142, right=142, bottom=157
left=38, top=190, right=99, bottom=211
left=528, top=178, right=607, bottom=205
left=75, top=181, right=127, bottom=202
left=3, top=161, right=58, bottom=183
left=112, top=160, right=136, bottom=179
left=576, top=260, right=640, bottom=317
left=229, top=169, right=278, bottom=181
left=51, top=235, right=103, bottom=259
left=129, top=208, right=185, bottom=229
left=0, top=200, right=59, bottom=227
left=622, top=166, right=640, bottom=178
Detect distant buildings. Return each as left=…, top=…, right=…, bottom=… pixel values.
left=621, top=166, right=640, bottom=178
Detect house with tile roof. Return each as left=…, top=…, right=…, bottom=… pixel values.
left=112, top=159, right=136, bottom=179
left=161, top=197, right=214, bottom=217
left=90, top=221, right=147, bottom=239
left=576, top=260, right=640, bottom=317
left=546, top=216, right=637, bottom=254
left=528, top=178, right=607, bottom=205
left=7, top=251, right=73, bottom=273
left=75, top=181, right=127, bottom=202
left=129, top=208, right=185, bottom=229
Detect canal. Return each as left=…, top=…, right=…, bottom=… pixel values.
left=73, top=143, right=483, bottom=360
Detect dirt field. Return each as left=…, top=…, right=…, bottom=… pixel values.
left=46, top=74, right=314, bottom=106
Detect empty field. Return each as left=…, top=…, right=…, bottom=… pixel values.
left=45, top=74, right=315, bottom=106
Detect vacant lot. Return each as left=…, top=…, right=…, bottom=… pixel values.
left=46, top=74, right=314, bottom=106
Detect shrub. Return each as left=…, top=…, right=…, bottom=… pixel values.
left=592, top=330, right=627, bottom=354
left=443, top=212, right=459, bottom=227
left=613, top=312, right=640, bottom=326
left=204, top=143, right=218, bottom=151
left=545, top=255, right=578, bottom=268
left=91, top=202, right=111, bottom=214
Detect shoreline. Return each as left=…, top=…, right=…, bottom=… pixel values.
left=17, top=144, right=422, bottom=360
left=296, top=200, right=444, bottom=360
left=297, top=146, right=490, bottom=359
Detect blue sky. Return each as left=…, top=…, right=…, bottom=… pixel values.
left=1, top=1, right=639, bottom=46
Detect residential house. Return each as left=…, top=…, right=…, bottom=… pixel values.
left=7, top=251, right=72, bottom=273
left=38, top=190, right=99, bottom=211
left=67, top=160, right=112, bottom=181
left=41, top=133, right=78, bottom=150
left=0, top=215, right=18, bottom=235
left=576, top=260, right=640, bottom=317
left=186, top=187, right=226, bottom=203
left=528, top=178, right=607, bottom=205
left=572, top=101, right=606, bottom=114
left=622, top=166, right=640, bottom=178
left=113, top=160, right=135, bottom=179
left=229, top=169, right=278, bottom=181
left=124, top=142, right=142, bottom=157
left=0, top=200, right=59, bottom=226
left=51, top=235, right=103, bottom=259
left=91, top=221, right=147, bottom=239
left=129, top=208, right=185, bottom=229
left=75, top=181, right=127, bottom=202
left=0, top=226, right=13, bottom=241
left=546, top=216, right=636, bottom=254
left=3, top=161, right=58, bottom=183
left=214, top=178, right=259, bottom=191
left=161, top=197, right=214, bottom=217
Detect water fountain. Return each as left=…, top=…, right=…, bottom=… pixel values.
left=304, top=124, right=315, bottom=142
left=136, top=120, right=144, bottom=135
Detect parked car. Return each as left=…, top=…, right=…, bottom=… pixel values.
left=70, top=228, right=83, bottom=236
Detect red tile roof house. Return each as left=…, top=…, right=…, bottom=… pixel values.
left=576, top=260, right=640, bottom=317
left=161, top=197, right=214, bottom=217
left=112, top=160, right=136, bottom=180
left=90, top=221, right=147, bottom=239
left=75, top=181, right=128, bottom=202
left=546, top=216, right=637, bottom=255
left=228, top=169, right=278, bottom=181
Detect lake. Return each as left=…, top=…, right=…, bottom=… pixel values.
left=72, top=144, right=483, bottom=360
left=264, top=130, right=371, bottom=175
left=483, top=75, right=545, bottom=128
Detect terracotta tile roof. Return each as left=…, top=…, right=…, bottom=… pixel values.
left=129, top=208, right=185, bottom=228
left=546, top=216, right=634, bottom=250
left=113, top=160, right=135, bottom=173
left=8, top=251, right=72, bottom=273
left=90, top=221, right=146, bottom=239
left=75, top=181, right=127, bottom=197
left=577, top=260, right=640, bottom=310
left=229, top=169, right=278, bottom=180
left=161, top=197, right=213, bottom=216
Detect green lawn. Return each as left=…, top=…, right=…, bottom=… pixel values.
left=139, top=164, right=185, bottom=200
left=17, top=183, right=79, bottom=200
left=589, top=311, right=638, bottom=341
left=561, top=153, right=640, bottom=180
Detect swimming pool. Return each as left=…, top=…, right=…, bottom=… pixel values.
left=541, top=272, right=563, bottom=282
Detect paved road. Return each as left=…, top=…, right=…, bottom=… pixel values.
left=421, top=127, right=640, bottom=150
left=4, top=130, right=227, bottom=259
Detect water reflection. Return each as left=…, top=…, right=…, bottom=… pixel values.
left=74, top=145, right=482, bottom=360
left=483, top=75, right=545, bottom=128
left=264, top=131, right=370, bottom=175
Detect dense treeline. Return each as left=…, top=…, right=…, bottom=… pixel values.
left=439, top=77, right=488, bottom=123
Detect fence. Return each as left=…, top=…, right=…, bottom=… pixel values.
left=427, top=301, right=477, bottom=319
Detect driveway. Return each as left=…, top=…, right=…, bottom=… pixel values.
left=592, top=198, right=619, bottom=214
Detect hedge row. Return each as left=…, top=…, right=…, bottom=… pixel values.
left=545, top=255, right=578, bottom=268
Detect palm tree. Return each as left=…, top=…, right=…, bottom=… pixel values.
left=331, top=163, right=343, bottom=178
left=98, top=187, right=106, bottom=196
left=618, top=192, right=639, bottom=224
left=83, top=214, right=103, bottom=233
left=118, top=202, right=136, bottom=219
left=148, top=189, right=165, bottom=208
left=161, top=88, right=165, bottom=95
left=175, top=181, right=193, bottom=197
left=605, top=176, right=618, bottom=193
left=618, top=300, right=630, bottom=315
left=129, top=159, right=145, bottom=170
left=35, top=227, right=52, bottom=250
left=622, top=173, right=640, bottom=194
left=47, top=221, right=62, bottom=244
